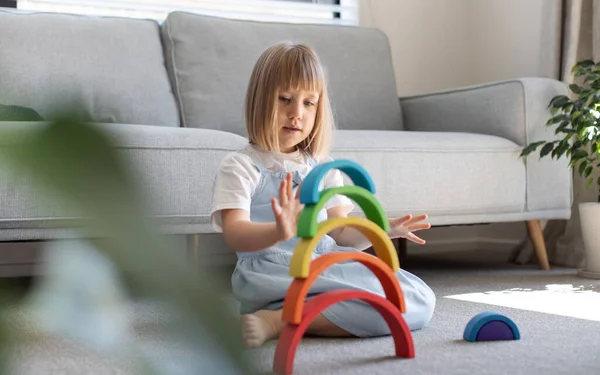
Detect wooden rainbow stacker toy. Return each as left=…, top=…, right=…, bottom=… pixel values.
left=272, top=160, right=415, bottom=375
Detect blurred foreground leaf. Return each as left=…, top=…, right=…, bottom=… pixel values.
left=0, top=116, right=251, bottom=374
left=0, top=280, right=28, bottom=375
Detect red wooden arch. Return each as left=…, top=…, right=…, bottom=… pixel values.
left=273, top=289, right=415, bottom=375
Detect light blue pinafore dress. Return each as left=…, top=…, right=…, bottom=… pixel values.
left=231, top=150, right=436, bottom=337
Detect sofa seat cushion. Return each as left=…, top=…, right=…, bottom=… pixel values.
left=330, top=130, right=525, bottom=222
left=0, top=122, right=247, bottom=240
left=0, top=9, right=180, bottom=127
left=161, top=12, right=403, bottom=135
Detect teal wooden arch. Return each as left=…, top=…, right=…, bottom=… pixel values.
left=299, top=159, right=375, bottom=205
left=463, top=312, right=520, bottom=342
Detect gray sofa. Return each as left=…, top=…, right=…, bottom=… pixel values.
left=0, top=8, right=572, bottom=269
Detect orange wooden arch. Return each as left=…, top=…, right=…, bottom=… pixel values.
left=282, top=251, right=405, bottom=324
left=273, top=289, right=415, bottom=375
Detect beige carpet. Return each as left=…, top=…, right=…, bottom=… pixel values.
left=6, top=250, right=600, bottom=375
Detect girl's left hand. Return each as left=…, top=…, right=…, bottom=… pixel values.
left=388, top=214, right=431, bottom=245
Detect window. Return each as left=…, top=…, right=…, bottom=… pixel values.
left=0, top=0, right=16, bottom=7
left=16, top=0, right=359, bottom=25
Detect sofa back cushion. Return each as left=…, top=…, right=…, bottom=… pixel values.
left=161, top=12, right=403, bottom=136
left=0, top=9, right=180, bottom=126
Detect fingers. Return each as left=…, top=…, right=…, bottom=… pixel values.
left=287, top=173, right=293, bottom=200
left=279, top=179, right=288, bottom=207
left=391, top=215, right=412, bottom=226
left=406, top=214, right=428, bottom=225
left=271, top=197, right=282, bottom=215
left=406, top=232, right=426, bottom=245
left=407, top=223, right=432, bottom=232
left=279, top=173, right=295, bottom=207
left=393, top=214, right=429, bottom=227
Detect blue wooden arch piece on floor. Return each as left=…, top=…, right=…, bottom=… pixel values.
left=299, top=159, right=376, bottom=205
left=463, top=312, right=520, bottom=342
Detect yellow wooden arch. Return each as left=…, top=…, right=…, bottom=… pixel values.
left=289, top=217, right=400, bottom=278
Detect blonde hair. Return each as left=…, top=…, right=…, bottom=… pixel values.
left=244, top=42, right=334, bottom=159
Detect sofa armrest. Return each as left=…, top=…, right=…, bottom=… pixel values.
left=399, top=77, right=569, bottom=146
left=400, top=78, right=572, bottom=215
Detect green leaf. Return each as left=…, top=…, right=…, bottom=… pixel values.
left=594, top=142, right=600, bottom=154
left=549, top=95, right=571, bottom=108
left=578, top=59, right=595, bottom=67
left=520, top=141, right=545, bottom=157
left=540, top=143, right=555, bottom=158
left=584, top=73, right=600, bottom=83
left=555, top=142, right=570, bottom=158
left=555, top=120, right=572, bottom=134
left=572, top=149, right=588, bottom=159
left=570, top=84, right=583, bottom=94
left=588, top=177, right=595, bottom=187
left=546, top=114, right=570, bottom=125
left=582, top=136, right=591, bottom=146
left=585, top=165, right=594, bottom=177
left=580, top=161, right=589, bottom=174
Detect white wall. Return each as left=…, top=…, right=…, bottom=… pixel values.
left=469, top=0, right=562, bottom=83
left=360, top=0, right=475, bottom=96
left=360, top=0, right=562, bottom=95
left=359, top=0, right=562, bottom=255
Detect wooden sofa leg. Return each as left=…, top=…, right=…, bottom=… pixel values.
left=525, top=220, right=550, bottom=270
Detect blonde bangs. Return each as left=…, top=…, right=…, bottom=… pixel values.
left=275, top=45, right=324, bottom=95
left=245, top=42, right=335, bottom=159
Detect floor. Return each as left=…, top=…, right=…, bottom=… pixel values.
left=241, top=250, right=600, bottom=375
left=4, top=249, right=600, bottom=375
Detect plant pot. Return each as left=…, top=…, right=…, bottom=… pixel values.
left=578, top=202, right=600, bottom=279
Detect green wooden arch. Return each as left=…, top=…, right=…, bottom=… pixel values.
left=297, top=185, right=389, bottom=238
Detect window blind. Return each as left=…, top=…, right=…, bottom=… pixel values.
left=17, top=0, right=359, bottom=25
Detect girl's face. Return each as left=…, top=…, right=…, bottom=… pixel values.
left=277, top=87, right=319, bottom=153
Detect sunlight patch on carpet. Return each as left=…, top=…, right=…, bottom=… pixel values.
left=444, top=284, right=600, bottom=321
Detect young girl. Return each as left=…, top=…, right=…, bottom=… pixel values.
left=210, top=42, right=435, bottom=349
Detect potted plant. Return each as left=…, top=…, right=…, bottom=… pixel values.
left=521, top=59, right=600, bottom=279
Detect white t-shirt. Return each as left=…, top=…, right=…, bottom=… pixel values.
left=210, top=144, right=354, bottom=232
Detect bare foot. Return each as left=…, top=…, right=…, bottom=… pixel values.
left=240, top=310, right=283, bottom=349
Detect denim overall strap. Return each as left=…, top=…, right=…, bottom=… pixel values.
left=234, top=148, right=307, bottom=259
left=303, top=151, right=319, bottom=168
left=244, top=150, right=267, bottom=174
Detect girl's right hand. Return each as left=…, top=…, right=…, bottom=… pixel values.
left=271, top=172, right=304, bottom=242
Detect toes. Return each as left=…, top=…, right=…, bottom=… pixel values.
left=244, top=337, right=261, bottom=349
left=241, top=314, right=266, bottom=349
